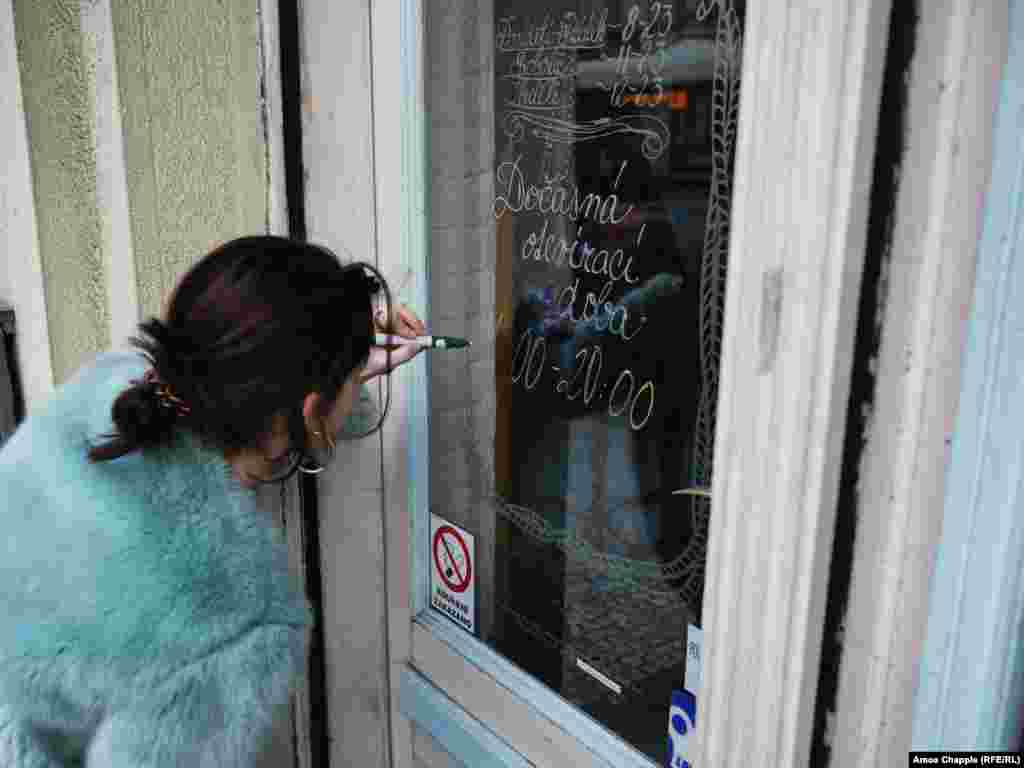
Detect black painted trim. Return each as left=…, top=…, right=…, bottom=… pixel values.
left=279, top=0, right=307, bottom=243
left=809, top=3, right=920, bottom=765
left=278, top=2, right=329, bottom=766
left=298, top=472, right=330, bottom=768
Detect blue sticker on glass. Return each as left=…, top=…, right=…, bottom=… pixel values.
left=666, top=689, right=696, bottom=768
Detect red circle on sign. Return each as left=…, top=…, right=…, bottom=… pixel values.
left=433, top=525, right=472, bottom=593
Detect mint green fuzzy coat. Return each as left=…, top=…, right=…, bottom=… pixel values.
left=0, top=351, right=318, bottom=766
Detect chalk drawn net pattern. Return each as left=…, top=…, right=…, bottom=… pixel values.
left=681, top=0, right=744, bottom=603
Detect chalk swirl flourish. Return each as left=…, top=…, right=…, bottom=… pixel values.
left=503, top=111, right=670, bottom=161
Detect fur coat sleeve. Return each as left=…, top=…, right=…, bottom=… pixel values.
left=0, top=351, right=315, bottom=767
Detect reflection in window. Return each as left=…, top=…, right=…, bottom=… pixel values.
left=426, top=1, right=744, bottom=762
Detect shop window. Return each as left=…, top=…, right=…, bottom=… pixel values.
left=422, top=1, right=744, bottom=762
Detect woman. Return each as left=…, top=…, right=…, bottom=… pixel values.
left=0, top=236, right=425, bottom=766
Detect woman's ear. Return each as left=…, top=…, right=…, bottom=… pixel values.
left=302, top=392, right=323, bottom=431
left=161, top=281, right=179, bottom=322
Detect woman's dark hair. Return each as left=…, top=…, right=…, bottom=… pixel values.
left=88, top=236, right=391, bottom=474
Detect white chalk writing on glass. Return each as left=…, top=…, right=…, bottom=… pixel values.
left=488, top=5, right=748, bottom=677
left=511, top=330, right=656, bottom=432
left=492, top=4, right=683, bottom=432
left=496, top=10, right=607, bottom=112
left=494, top=156, right=636, bottom=223
left=597, top=3, right=675, bottom=107
left=502, top=111, right=669, bottom=161
left=520, top=221, right=640, bottom=282
left=495, top=4, right=672, bottom=157
left=496, top=10, right=609, bottom=54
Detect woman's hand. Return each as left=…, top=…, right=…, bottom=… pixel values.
left=361, top=303, right=428, bottom=382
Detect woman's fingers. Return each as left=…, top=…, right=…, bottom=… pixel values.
left=393, top=305, right=426, bottom=337
left=365, top=303, right=428, bottom=382
left=374, top=303, right=426, bottom=338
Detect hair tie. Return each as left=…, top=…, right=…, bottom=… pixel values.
left=138, top=369, right=191, bottom=417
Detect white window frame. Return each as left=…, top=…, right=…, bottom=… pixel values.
left=373, top=1, right=895, bottom=765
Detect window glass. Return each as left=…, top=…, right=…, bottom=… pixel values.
left=425, top=1, right=745, bottom=762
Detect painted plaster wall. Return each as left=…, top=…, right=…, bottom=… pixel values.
left=111, top=0, right=267, bottom=320
left=12, top=0, right=109, bottom=383
left=10, top=2, right=298, bottom=763
left=12, top=0, right=267, bottom=387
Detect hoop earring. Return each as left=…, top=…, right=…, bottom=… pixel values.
left=298, top=429, right=332, bottom=475
left=322, top=421, right=337, bottom=458
left=309, top=419, right=336, bottom=462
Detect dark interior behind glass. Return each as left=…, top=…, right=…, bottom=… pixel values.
left=426, top=2, right=744, bottom=762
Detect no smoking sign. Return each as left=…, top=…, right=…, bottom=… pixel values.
left=430, top=515, right=475, bottom=634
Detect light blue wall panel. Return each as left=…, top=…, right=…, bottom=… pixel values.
left=912, top=0, right=1024, bottom=750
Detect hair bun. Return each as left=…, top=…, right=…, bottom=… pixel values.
left=111, top=377, right=178, bottom=447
